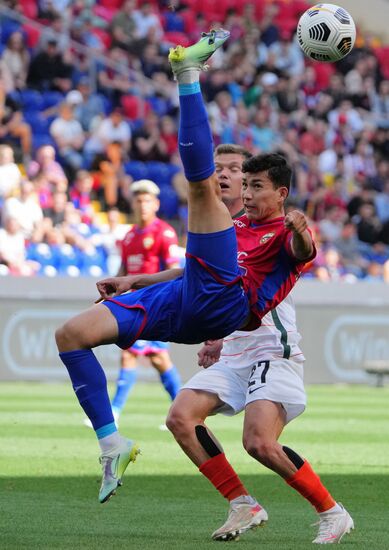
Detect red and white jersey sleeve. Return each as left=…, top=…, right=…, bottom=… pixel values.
left=120, top=218, right=179, bottom=275
left=220, top=293, right=304, bottom=368
left=234, top=215, right=315, bottom=324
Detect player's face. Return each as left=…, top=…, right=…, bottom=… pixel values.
left=132, top=193, right=159, bottom=224
left=242, top=171, right=288, bottom=222
left=214, top=153, right=244, bottom=205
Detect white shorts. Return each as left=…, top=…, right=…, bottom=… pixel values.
left=182, top=358, right=306, bottom=424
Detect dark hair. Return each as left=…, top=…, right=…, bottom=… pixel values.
left=242, top=153, right=291, bottom=192
left=214, top=143, right=252, bottom=160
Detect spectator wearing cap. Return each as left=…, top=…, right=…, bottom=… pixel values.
left=67, top=78, right=105, bottom=134
left=27, top=39, right=73, bottom=93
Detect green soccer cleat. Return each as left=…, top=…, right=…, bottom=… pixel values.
left=98, top=439, right=140, bottom=504
left=168, top=29, right=230, bottom=77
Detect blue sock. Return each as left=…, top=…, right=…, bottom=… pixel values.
left=178, top=82, right=215, bottom=182
left=59, top=349, right=116, bottom=437
left=160, top=366, right=181, bottom=401
left=111, top=368, right=137, bottom=414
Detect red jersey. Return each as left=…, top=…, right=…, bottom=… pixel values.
left=234, top=215, right=315, bottom=325
left=121, top=218, right=179, bottom=275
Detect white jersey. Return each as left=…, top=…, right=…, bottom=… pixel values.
left=220, top=293, right=304, bottom=367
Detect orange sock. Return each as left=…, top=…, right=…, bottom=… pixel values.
left=286, top=461, right=336, bottom=513
left=199, top=453, right=249, bottom=501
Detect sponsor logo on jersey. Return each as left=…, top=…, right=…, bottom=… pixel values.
left=234, top=219, right=247, bottom=228
left=164, top=229, right=175, bottom=238
left=143, top=237, right=154, bottom=249
left=260, top=232, right=275, bottom=244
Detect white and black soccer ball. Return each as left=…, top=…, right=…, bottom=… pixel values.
left=297, top=3, right=356, bottom=62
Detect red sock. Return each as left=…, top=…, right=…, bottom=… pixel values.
left=286, top=461, right=336, bottom=513
left=199, top=453, right=249, bottom=501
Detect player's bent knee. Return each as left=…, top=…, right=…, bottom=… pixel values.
left=55, top=319, right=86, bottom=352
left=165, top=407, right=186, bottom=436
left=243, top=437, right=277, bottom=465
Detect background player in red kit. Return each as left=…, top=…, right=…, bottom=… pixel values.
left=110, top=179, right=181, bottom=424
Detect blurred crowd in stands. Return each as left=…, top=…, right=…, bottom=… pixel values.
left=0, top=0, right=389, bottom=281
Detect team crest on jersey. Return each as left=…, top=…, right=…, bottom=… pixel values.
left=143, top=237, right=154, bottom=249
left=260, top=232, right=275, bottom=244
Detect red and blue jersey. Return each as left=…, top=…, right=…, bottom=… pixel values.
left=120, top=218, right=179, bottom=275
left=234, top=215, right=315, bottom=325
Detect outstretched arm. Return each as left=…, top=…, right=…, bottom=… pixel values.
left=284, top=210, right=314, bottom=261
left=96, top=268, right=184, bottom=301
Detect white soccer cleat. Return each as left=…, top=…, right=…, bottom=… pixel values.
left=98, top=438, right=140, bottom=504
left=312, top=504, right=354, bottom=544
left=211, top=500, right=268, bottom=541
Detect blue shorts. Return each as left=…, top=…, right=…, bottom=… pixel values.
left=128, top=339, right=169, bottom=355
left=103, top=227, right=250, bottom=348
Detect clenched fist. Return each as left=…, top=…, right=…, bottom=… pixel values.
left=284, top=210, right=308, bottom=235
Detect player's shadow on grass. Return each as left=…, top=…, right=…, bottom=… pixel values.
left=1, top=474, right=388, bottom=549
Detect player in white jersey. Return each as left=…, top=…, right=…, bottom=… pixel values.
left=166, top=144, right=353, bottom=545
left=194, top=293, right=306, bottom=423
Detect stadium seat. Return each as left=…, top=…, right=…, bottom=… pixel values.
left=41, top=91, right=64, bottom=110
left=80, top=246, right=107, bottom=276
left=92, top=4, right=117, bottom=23
left=26, top=243, right=59, bottom=270
left=121, top=95, right=150, bottom=119
left=147, top=96, right=169, bottom=117
left=91, top=28, right=112, bottom=50
left=0, top=19, right=22, bottom=44
left=19, top=0, right=38, bottom=19
left=23, top=112, right=50, bottom=135
left=98, top=0, right=124, bottom=8
left=56, top=244, right=82, bottom=275
left=32, top=134, right=56, bottom=151
left=124, top=160, right=149, bottom=180
left=20, top=89, right=44, bottom=111
left=22, top=24, right=41, bottom=49
left=159, top=186, right=179, bottom=218
left=163, top=11, right=186, bottom=33
left=145, top=161, right=174, bottom=186
left=163, top=31, right=190, bottom=48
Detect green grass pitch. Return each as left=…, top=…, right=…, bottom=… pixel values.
left=1, top=382, right=389, bottom=549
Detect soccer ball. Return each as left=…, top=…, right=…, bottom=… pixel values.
left=297, top=3, right=356, bottom=62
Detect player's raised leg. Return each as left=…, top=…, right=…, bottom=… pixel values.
left=166, top=390, right=267, bottom=541
left=243, top=400, right=354, bottom=544
left=169, top=30, right=233, bottom=234
left=55, top=304, right=140, bottom=503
